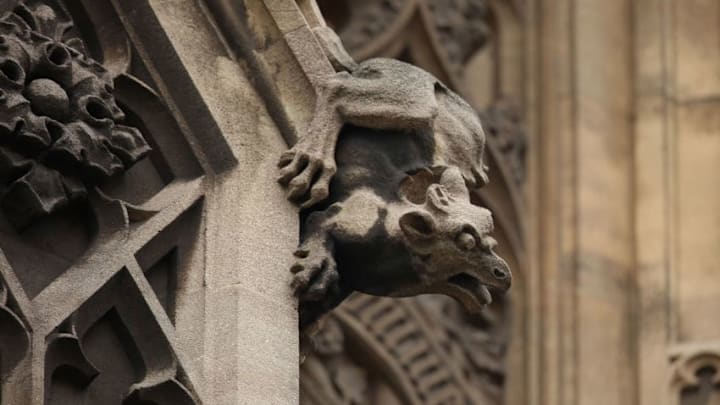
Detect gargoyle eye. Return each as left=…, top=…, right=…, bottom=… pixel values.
left=456, top=232, right=476, bottom=251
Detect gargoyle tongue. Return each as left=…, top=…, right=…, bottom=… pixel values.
left=446, top=273, right=493, bottom=306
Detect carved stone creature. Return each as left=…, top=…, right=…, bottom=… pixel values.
left=278, top=28, right=510, bottom=327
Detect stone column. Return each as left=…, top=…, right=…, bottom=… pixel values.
left=140, top=0, right=315, bottom=403
left=525, top=1, right=636, bottom=404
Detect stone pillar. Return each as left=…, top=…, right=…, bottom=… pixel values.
left=141, top=0, right=315, bottom=403
left=525, top=1, right=636, bottom=404
left=634, top=1, right=720, bottom=404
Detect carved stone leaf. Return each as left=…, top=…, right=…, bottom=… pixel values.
left=109, top=124, right=151, bottom=165
left=0, top=145, right=30, bottom=181
left=2, top=164, right=77, bottom=228
left=50, top=121, right=125, bottom=179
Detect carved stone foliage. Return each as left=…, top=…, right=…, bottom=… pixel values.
left=0, top=0, right=215, bottom=403
left=480, top=99, right=527, bottom=185
left=301, top=293, right=509, bottom=405
left=0, top=1, right=149, bottom=230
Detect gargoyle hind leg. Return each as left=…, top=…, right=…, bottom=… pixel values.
left=277, top=76, right=346, bottom=209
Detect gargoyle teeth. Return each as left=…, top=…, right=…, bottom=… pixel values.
left=478, top=284, right=492, bottom=305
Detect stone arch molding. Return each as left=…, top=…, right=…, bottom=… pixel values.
left=670, top=344, right=720, bottom=404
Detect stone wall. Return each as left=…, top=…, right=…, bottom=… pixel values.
left=0, top=0, right=307, bottom=403
left=524, top=1, right=720, bottom=404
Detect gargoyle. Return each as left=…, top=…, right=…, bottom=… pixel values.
left=278, top=28, right=511, bottom=327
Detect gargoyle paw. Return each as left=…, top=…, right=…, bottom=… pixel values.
left=277, top=148, right=336, bottom=209
left=290, top=246, right=339, bottom=303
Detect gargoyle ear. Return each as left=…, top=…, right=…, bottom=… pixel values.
left=400, top=168, right=435, bottom=204
left=399, top=210, right=436, bottom=241
left=439, top=167, right=469, bottom=201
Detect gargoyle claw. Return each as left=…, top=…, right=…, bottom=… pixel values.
left=277, top=150, right=308, bottom=185
left=277, top=148, right=336, bottom=208
left=301, top=169, right=334, bottom=209
left=290, top=246, right=338, bottom=303
left=302, top=269, right=339, bottom=301
left=287, top=160, right=321, bottom=200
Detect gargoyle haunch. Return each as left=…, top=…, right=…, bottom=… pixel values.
left=278, top=27, right=511, bottom=327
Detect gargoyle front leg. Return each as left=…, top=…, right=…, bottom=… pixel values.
left=290, top=207, right=341, bottom=303
left=277, top=75, right=347, bottom=209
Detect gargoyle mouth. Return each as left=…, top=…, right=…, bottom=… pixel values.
left=443, top=254, right=512, bottom=312
left=446, top=273, right=493, bottom=308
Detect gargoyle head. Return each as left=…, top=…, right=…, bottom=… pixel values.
left=395, top=167, right=511, bottom=312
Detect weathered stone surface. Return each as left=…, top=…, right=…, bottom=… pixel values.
left=3, top=1, right=719, bottom=405
left=149, top=0, right=301, bottom=403
left=0, top=0, right=298, bottom=403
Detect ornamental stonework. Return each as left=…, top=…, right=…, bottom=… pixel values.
left=0, top=2, right=149, bottom=230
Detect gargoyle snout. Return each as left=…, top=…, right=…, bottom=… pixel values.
left=483, top=253, right=512, bottom=291
left=491, top=265, right=511, bottom=287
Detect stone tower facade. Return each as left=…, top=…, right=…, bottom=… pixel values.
left=0, top=1, right=718, bottom=405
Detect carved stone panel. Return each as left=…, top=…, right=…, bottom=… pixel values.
left=301, top=293, right=509, bottom=405
left=0, top=277, right=29, bottom=402
left=45, top=270, right=197, bottom=405
left=0, top=1, right=220, bottom=403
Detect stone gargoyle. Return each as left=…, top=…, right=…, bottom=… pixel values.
left=278, top=27, right=511, bottom=327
